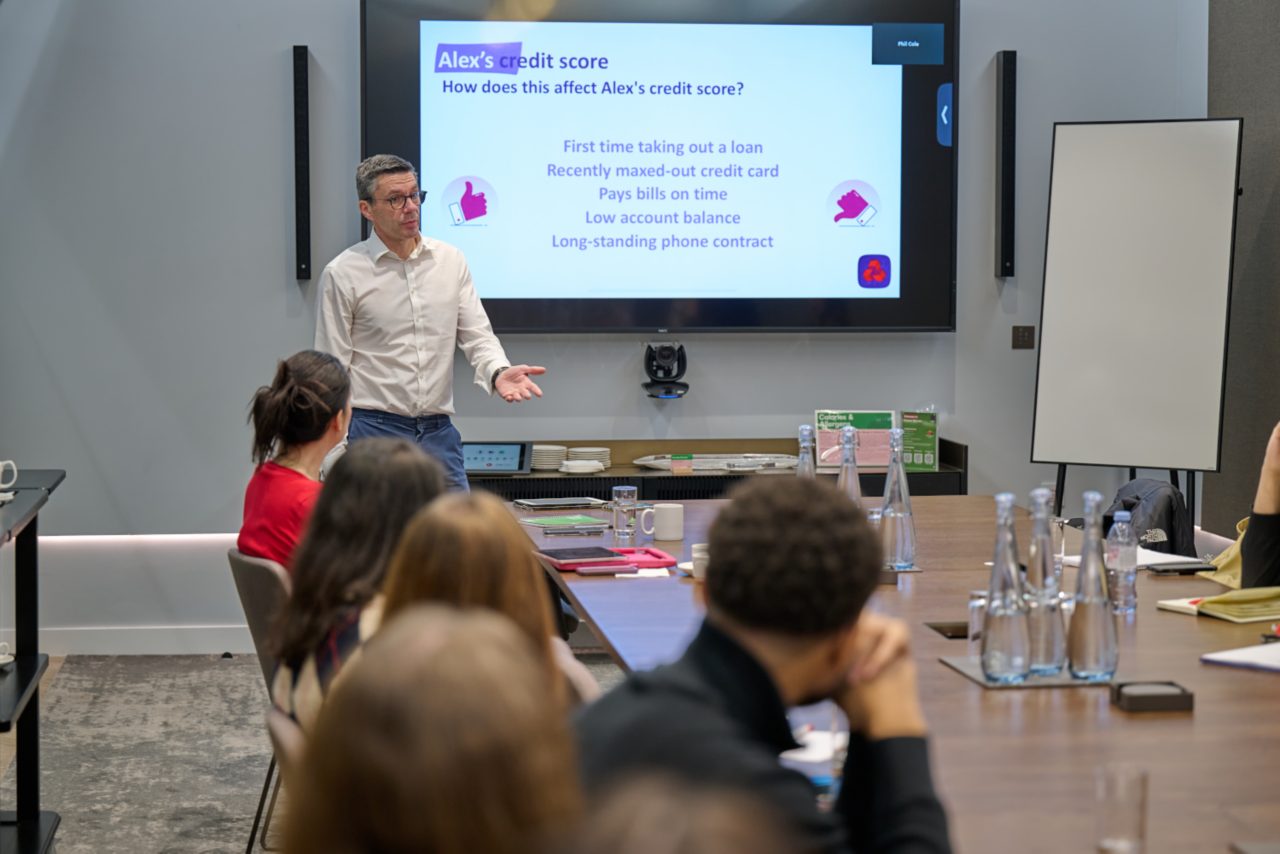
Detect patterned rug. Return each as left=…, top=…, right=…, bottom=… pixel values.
left=0, top=652, right=624, bottom=853
left=2, top=654, right=276, bottom=853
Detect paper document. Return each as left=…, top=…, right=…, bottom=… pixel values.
left=1201, top=643, right=1280, bottom=673
left=1063, top=546, right=1203, bottom=568
left=781, top=729, right=849, bottom=764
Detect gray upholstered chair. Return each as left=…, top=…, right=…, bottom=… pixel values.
left=228, top=549, right=292, bottom=853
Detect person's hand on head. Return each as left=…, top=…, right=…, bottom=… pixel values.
left=495, top=365, right=546, bottom=403
left=835, top=613, right=927, bottom=740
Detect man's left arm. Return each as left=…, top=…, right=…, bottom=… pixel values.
left=454, top=259, right=509, bottom=392
left=454, top=260, right=545, bottom=402
left=835, top=615, right=951, bottom=853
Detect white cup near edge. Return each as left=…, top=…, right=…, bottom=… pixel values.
left=691, top=543, right=710, bottom=581
left=0, top=641, right=13, bottom=667
left=0, top=461, right=17, bottom=490
left=653, top=503, right=684, bottom=540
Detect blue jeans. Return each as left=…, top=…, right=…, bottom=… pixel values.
left=347, top=408, right=469, bottom=492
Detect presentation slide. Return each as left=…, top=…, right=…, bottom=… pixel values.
left=420, top=20, right=904, bottom=300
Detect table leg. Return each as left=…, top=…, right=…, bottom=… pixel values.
left=14, top=515, right=40, bottom=822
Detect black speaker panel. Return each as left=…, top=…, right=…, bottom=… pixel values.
left=995, top=50, right=1016, bottom=278
left=293, top=45, right=312, bottom=280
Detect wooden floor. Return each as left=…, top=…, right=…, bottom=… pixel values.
left=0, top=656, right=64, bottom=777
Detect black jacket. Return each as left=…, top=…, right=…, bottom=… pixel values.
left=1243, top=512, right=1280, bottom=588
left=574, top=621, right=951, bottom=854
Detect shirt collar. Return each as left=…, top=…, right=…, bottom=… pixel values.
left=363, top=229, right=432, bottom=263
left=682, top=620, right=801, bottom=754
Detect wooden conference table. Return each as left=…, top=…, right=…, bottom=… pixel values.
left=526, top=496, right=1280, bottom=853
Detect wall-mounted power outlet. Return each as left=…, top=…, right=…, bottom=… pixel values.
left=1012, top=325, right=1036, bottom=349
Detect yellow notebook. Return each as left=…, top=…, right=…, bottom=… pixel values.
left=1157, top=586, right=1280, bottom=624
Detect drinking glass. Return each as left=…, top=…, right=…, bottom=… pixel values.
left=611, top=485, right=639, bottom=543
left=967, top=589, right=988, bottom=659
left=1096, top=764, right=1148, bottom=853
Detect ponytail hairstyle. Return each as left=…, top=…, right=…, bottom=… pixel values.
left=248, top=350, right=350, bottom=464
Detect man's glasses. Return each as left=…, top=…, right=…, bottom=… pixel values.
left=374, top=190, right=427, bottom=210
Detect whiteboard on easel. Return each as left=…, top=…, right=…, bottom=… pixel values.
left=1031, top=119, right=1241, bottom=472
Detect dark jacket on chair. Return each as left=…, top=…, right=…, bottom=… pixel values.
left=1106, top=478, right=1196, bottom=557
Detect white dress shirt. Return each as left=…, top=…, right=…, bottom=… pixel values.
left=315, top=231, right=509, bottom=417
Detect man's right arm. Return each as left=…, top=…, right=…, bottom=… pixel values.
left=314, top=264, right=354, bottom=367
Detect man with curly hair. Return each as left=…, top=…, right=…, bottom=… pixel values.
left=575, top=477, right=950, bottom=853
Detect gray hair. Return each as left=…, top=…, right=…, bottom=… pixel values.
left=356, top=154, right=417, bottom=201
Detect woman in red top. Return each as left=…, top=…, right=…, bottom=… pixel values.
left=238, top=350, right=351, bottom=571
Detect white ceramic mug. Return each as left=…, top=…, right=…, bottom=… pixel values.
left=0, top=460, right=16, bottom=490
left=652, top=503, right=684, bottom=540
left=0, top=641, right=12, bottom=665
left=636, top=507, right=656, bottom=537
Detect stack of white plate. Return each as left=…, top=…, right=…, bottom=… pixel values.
left=531, top=444, right=568, bottom=471
left=568, top=446, right=612, bottom=469
left=559, top=459, right=605, bottom=474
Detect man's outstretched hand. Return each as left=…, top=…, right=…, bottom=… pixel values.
left=496, top=365, right=546, bottom=403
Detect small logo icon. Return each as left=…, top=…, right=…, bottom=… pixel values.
left=858, top=255, right=891, bottom=288
left=442, top=177, right=495, bottom=226
left=829, top=181, right=880, bottom=227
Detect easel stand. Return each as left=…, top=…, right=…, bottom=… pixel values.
left=1052, top=464, right=1197, bottom=524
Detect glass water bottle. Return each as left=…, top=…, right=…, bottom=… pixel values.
left=1068, top=491, right=1119, bottom=682
left=796, top=424, right=817, bottom=480
left=981, top=492, right=1031, bottom=683
left=835, top=426, right=862, bottom=507
left=880, top=428, right=916, bottom=570
left=1025, top=487, right=1067, bottom=675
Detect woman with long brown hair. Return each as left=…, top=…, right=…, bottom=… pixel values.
left=270, top=437, right=444, bottom=730
left=283, top=605, right=583, bottom=854
left=381, top=491, right=600, bottom=706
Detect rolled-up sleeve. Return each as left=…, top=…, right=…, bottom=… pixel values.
left=315, top=264, right=355, bottom=368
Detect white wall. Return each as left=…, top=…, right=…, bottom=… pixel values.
left=0, top=0, right=1207, bottom=651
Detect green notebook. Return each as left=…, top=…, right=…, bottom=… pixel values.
left=519, top=514, right=609, bottom=528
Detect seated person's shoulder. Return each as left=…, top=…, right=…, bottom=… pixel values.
left=575, top=670, right=807, bottom=790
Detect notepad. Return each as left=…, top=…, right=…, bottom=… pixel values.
left=1201, top=643, right=1280, bottom=673
left=519, top=514, right=608, bottom=528
left=1156, top=586, right=1280, bottom=623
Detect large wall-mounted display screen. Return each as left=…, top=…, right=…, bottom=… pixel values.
left=362, top=0, right=957, bottom=332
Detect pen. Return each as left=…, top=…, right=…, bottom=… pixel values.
left=545, top=529, right=607, bottom=536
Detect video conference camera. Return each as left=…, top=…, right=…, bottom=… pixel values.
left=643, top=342, right=689, bottom=399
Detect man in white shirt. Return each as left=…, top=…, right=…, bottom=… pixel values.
left=316, top=154, right=545, bottom=491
